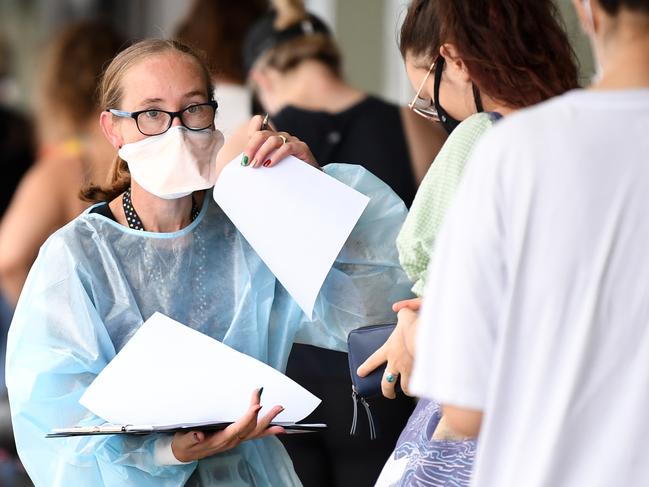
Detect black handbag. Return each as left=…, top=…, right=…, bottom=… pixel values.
left=347, top=323, right=396, bottom=439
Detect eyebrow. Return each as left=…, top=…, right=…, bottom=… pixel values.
left=139, top=97, right=164, bottom=106
left=182, top=90, right=208, bottom=100
left=137, top=91, right=208, bottom=107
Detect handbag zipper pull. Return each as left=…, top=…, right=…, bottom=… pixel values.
left=350, top=388, right=359, bottom=435
left=360, top=396, right=377, bottom=440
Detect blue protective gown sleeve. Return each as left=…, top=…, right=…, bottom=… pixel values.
left=290, top=163, right=414, bottom=351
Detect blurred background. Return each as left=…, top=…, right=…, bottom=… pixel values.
left=1, top=0, right=594, bottom=112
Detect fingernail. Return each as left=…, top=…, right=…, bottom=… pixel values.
left=258, top=387, right=264, bottom=400
left=278, top=406, right=285, bottom=413
left=263, top=159, right=271, bottom=167
left=241, top=155, right=249, bottom=166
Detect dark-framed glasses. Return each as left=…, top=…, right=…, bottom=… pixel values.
left=408, top=59, right=439, bottom=122
left=108, top=100, right=218, bottom=136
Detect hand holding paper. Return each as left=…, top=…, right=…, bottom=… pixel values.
left=240, top=115, right=319, bottom=169
left=171, top=388, right=286, bottom=463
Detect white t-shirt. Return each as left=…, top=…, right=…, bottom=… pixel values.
left=410, top=89, right=649, bottom=487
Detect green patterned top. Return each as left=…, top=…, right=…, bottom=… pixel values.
left=397, top=112, right=498, bottom=296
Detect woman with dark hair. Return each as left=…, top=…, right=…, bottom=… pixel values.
left=356, top=1, right=579, bottom=485
left=408, top=0, right=649, bottom=485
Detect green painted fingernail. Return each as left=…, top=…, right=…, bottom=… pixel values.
left=241, top=155, right=249, bottom=166
left=258, top=387, right=264, bottom=400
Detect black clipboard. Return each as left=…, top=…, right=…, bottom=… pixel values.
left=46, top=422, right=327, bottom=438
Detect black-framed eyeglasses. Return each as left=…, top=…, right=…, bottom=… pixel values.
left=108, top=100, right=218, bottom=136
left=408, top=57, right=440, bottom=122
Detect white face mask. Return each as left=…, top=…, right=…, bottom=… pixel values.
left=118, top=126, right=224, bottom=200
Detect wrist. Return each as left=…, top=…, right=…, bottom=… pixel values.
left=155, top=436, right=194, bottom=465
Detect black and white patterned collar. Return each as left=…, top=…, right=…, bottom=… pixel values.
left=122, top=187, right=199, bottom=232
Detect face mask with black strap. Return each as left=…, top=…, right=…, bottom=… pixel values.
left=434, top=56, right=484, bottom=134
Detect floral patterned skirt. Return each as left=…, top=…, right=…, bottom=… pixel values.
left=375, top=399, right=476, bottom=487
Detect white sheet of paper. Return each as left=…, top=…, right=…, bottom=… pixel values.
left=213, top=155, right=370, bottom=318
left=80, top=312, right=321, bottom=427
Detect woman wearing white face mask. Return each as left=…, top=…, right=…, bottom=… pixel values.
left=5, top=39, right=412, bottom=486
left=407, top=0, right=649, bottom=486
left=114, top=115, right=224, bottom=201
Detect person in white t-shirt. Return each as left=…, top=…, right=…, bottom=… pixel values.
left=409, top=0, right=649, bottom=486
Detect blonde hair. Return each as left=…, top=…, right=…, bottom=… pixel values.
left=255, top=0, right=341, bottom=77
left=273, top=0, right=306, bottom=29
left=82, top=39, right=213, bottom=202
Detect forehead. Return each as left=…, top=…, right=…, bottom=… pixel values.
left=120, top=51, right=208, bottom=108
left=405, top=51, right=432, bottom=71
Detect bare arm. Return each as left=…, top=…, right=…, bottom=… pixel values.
left=393, top=299, right=483, bottom=440
left=400, top=107, right=447, bottom=185
left=0, top=160, right=81, bottom=305
left=441, top=405, right=483, bottom=438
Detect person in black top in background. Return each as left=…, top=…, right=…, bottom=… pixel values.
left=272, top=98, right=423, bottom=206
left=243, top=0, right=445, bottom=207
left=0, top=107, right=34, bottom=218
left=0, top=105, right=34, bottom=394
left=238, top=1, right=446, bottom=486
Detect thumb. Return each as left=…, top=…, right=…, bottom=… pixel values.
left=393, top=298, right=422, bottom=312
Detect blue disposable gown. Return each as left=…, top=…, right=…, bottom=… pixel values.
left=6, top=164, right=412, bottom=487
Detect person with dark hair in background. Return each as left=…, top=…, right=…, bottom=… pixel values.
left=174, top=0, right=268, bottom=139
left=239, top=1, right=446, bottom=485
left=0, top=20, right=124, bottom=308
left=408, top=0, right=649, bottom=485
left=354, top=1, right=579, bottom=485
